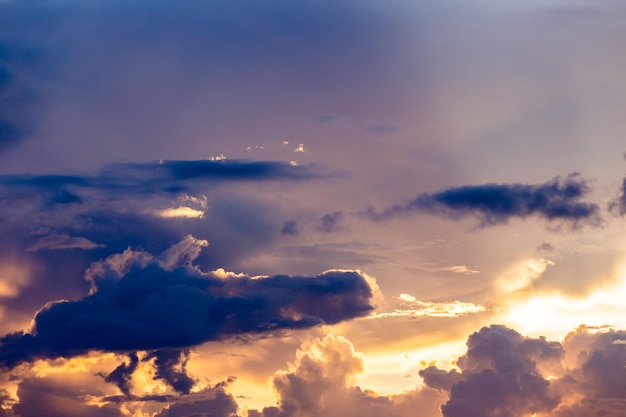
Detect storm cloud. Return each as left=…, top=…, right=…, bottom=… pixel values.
left=366, top=174, right=600, bottom=227
left=0, top=236, right=375, bottom=369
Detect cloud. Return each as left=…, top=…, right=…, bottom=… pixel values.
left=99, top=353, right=139, bottom=397
left=145, top=349, right=195, bottom=395
left=0, top=159, right=319, bottom=204
left=280, top=220, right=298, bottom=236
left=365, top=174, right=600, bottom=227
left=420, top=325, right=563, bottom=417
left=318, top=211, right=344, bottom=233
left=419, top=324, right=626, bottom=417
left=26, top=233, right=104, bottom=252
left=154, top=384, right=238, bottom=417
left=608, top=177, right=626, bottom=216
left=249, top=333, right=446, bottom=417
left=368, top=294, right=486, bottom=319
left=0, top=236, right=375, bottom=369
left=12, top=377, right=124, bottom=417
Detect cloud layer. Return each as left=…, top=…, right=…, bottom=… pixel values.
left=0, top=236, right=375, bottom=369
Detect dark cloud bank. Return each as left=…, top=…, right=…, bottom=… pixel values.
left=0, top=159, right=318, bottom=202
left=0, top=236, right=375, bottom=370
left=366, top=174, right=600, bottom=227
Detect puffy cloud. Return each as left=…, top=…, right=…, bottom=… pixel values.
left=250, top=333, right=445, bottom=417
left=154, top=385, right=238, bottom=417
left=421, top=325, right=563, bottom=417
left=0, top=237, right=375, bottom=369
left=366, top=174, right=600, bottom=227
left=419, top=324, right=626, bottom=417
left=550, top=325, right=626, bottom=414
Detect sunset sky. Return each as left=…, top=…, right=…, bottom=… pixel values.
left=1, top=0, right=626, bottom=416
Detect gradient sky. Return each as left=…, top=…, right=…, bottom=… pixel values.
left=1, top=0, right=626, bottom=416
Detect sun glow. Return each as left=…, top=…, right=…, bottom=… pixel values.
left=500, top=260, right=626, bottom=339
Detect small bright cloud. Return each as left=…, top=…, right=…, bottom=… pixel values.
left=156, top=206, right=205, bottom=219
left=368, top=295, right=486, bottom=319
left=294, top=144, right=304, bottom=153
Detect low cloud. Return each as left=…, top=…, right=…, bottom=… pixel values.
left=154, top=384, right=239, bottom=417
left=0, top=236, right=375, bottom=369
left=421, top=325, right=562, bottom=417
left=366, top=174, right=600, bottom=227
left=421, top=324, right=626, bottom=417
left=249, top=333, right=446, bottom=417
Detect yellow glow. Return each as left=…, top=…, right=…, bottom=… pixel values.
left=31, top=352, right=118, bottom=377
left=0, top=262, right=30, bottom=298
left=356, top=339, right=467, bottom=394
left=500, top=261, right=626, bottom=339
left=498, top=258, right=551, bottom=295
left=155, top=206, right=205, bottom=218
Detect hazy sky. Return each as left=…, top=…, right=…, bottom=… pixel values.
left=1, top=0, right=626, bottom=416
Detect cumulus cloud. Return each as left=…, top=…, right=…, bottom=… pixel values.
left=420, top=324, right=626, bottom=417
left=421, top=325, right=562, bottom=417
left=365, top=174, right=600, bottom=227
left=250, top=333, right=446, bottom=417
left=154, top=384, right=238, bottom=417
left=0, top=236, right=375, bottom=369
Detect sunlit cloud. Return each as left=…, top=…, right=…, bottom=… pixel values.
left=154, top=206, right=205, bottom=219
left=26, top=233, right=105, bottom=252
left=499, top=260, right=626, bottom=338
left=368, top=293, right=486, bottom=319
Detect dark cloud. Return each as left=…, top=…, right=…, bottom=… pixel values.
left=1, top=159, right=319, bottom=202
left=12, top=377, right=124, bottom=417
left=421, top=325, right=562, bottom=417
left=145, top=349, right=196, bottom=395
left=0, top=237, right=375, bottom=369
left=280, top=220, right=298, bottom=236
left=319, top=211, right=344, bottom=233
left=154, top=385, right=238, bottom=417
left=366, top=174, right=600, bottom=227
left=99, top=353, right=139, bottom=397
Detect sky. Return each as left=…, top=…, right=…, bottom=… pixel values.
left=1, top=0, right=626, bottom=416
